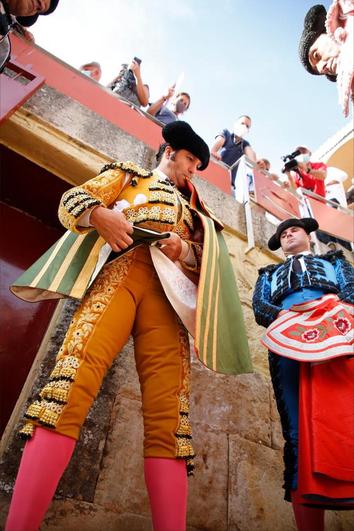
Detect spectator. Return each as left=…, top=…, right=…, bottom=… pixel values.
left=107, top=58, right=149, bottom=108
left=211, top=115, right=256, bottom=191
left=287, top=147, right=352, bottom=251
left=147, top=86, right=190, bottom=125
left=256, top=158, right=287, bottom=188
left=325, top=166, right=348, bottom=207
left=346, top=179, right=354, bottom=209
left=256, top=158, right=271, bottom=172
left=79, top=61, right=102, bottom=82
left=0, top=0, right=59, bottom=71
left=285, top=146, right=327, bottom=197
left=298, top=3, right=353, bottom=116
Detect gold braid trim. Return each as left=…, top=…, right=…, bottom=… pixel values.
left=125, top=205, right=176, bottom=225
left=175, top=326, right=195, bottom=475
left=19, top=255, right=134, bottom=437
left=50, top=355, right=80, bottom=380
left=149, top=190, right=176, bottom=206
left=19, top=422, right=35, bottom=439
left=25, top=399, right=64, bottom=427
left=99, top=161, right=153, bottom=178
left=59, top=188, right=101, bottom=232
left=39, top=380, right=71, bottom=403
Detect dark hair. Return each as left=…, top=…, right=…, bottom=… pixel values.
left=295, top=145, right=311, bottom=155
left=238, top=114, right=251, bottom=122
left=81, top=61, right=101, bottom=70
left=176, top=92, right=191, bottom=109
left=257, top=158, right=270, bottom=168
left=346, top=187, right=354, bottom=206
left=156, top=142, right=169, bottom=164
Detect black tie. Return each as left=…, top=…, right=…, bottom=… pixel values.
left=292, top=255, right=302, bottom=273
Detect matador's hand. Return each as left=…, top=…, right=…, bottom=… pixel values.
left=158, top=232, right=183, bottom=262
left=90, top=206, right=133, bottom=252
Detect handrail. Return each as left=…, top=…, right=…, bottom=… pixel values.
left=299, top=188, right=353, bottom=216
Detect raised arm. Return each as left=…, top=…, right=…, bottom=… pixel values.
left=130, top=61, right=149, bottom=107
left=245, top=145, right=257, bottom=163
left=147, top=86, right=175, bottom=116
left=210, top=136, right=225, bottom=161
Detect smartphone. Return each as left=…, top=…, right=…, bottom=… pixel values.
left=133, top=57, right=142, bottom=65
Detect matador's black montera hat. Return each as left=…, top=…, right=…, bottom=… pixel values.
left=162, top=121, right=210, bottom=171
left=17, top=0, right=60, bottom=27
left=298, top=4, right=336, bottom=82
left=268, top=217, right=319, bottom=251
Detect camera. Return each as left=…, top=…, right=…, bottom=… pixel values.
left=111, top=57, right=142, bottom=93
left=125, top=57, right=142, bottom=88
left=281, top=149, right=301, bottom=173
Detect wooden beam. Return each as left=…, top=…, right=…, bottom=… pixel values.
left=0, top=108, right=112, bottom=185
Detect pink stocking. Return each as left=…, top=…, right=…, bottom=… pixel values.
left=292, top=501, right=325, bottom=531
left=5, top=427, right=76, bottom=531
left=144, top=457, right=188, bottom=531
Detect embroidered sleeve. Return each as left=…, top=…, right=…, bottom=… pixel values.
left=252, top=271, right=282, bottom=328
left=334, top=256, right=354, bottom=304
left=58, top=166, right=130, bottom=233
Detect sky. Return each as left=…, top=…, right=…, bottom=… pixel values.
left=30, top=0, right=352, bottom=175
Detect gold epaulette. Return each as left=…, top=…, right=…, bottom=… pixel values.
left=99, top=161, right=153, bottom=179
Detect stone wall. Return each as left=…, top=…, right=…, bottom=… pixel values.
left=0, top=87, right=353, bottom=530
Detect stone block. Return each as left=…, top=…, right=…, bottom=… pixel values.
left=187, top=429, right=228, bottom=530
left=325, top=510, right=354, bottom=530
left=94, top=395, right=148, bottom=516
left=40, top=499, right=202, bottom=531
left=25, top=87, right=155, bottom=171
left=228, top=434, right=296, bottom=531
left=190, top=356, right=271, bottom=446
left=42, top=500, right=152, bottom=531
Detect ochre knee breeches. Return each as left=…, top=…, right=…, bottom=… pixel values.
left=20, top=247, right=194, bottom=469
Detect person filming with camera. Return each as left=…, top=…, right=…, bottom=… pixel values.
left=282, top=145, right=327, bottom=198
left=108, top=57, right=149, bottom=108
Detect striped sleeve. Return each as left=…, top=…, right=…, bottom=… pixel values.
left=58, top=167, right=130, bottom=233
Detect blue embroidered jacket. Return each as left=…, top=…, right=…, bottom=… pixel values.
left=252, top=250, right=354, bottom=328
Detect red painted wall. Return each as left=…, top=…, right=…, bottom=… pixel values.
left=0, top=147, right=69, bottom=435
left=0, top=203, right=62, bottom=435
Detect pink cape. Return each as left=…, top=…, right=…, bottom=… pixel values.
left=262, top=294, right=354, bottom=362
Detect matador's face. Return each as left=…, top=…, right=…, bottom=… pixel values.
left=280, top=226, right=311, bottom=256
left=166, top=148, right=201, bottom=189
left=8, top=0, right=51, bottom=15
left=308, top=33, right=340, bottom=76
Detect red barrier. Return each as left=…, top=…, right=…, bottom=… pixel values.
left=306, top=197, right=353, bottom=242
left=0, top=59, right=44, bottom=123
left=253, top=170, right=301, bottom=219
